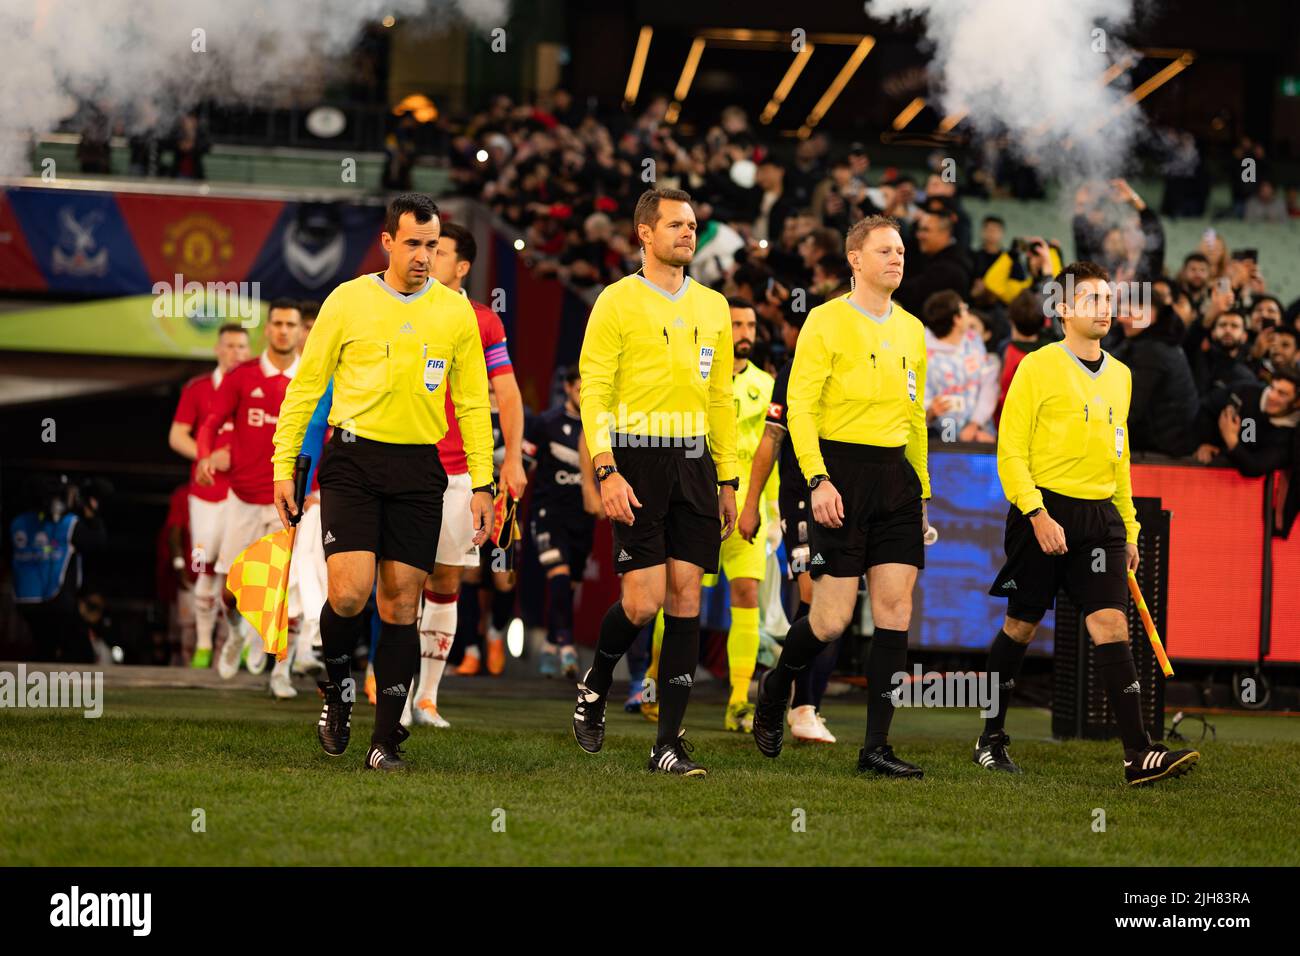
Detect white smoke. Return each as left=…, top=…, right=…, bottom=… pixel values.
left=0, top=0, right=510, bottom=174
left=866, top=0, right=1142, bottom=180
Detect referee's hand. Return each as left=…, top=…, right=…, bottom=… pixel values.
left=718, top=486, right=737, bottom=542
left=273, top=479, right=298, bottom=531
left=601, top=473, right=641, bottom=525
left=471, top=491, right=495, bottom=546
left=1029, top=509, right=1067, bottom=556
left=811, top=481, right=845, bottom=529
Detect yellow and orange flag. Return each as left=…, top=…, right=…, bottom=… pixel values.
left=226, top=527, right=296, bottom=662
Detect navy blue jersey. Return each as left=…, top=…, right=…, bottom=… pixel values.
left=524, top=405, right=585, bottom=513
left=766, top=358, right=803, bottom=488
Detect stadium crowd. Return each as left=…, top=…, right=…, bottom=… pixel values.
left=446, top=92, right=1300, bottom=480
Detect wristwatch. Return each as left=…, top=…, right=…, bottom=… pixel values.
left=809, top=474, right=830, bottom=490
left=1025, top=507, right=1043, bottom=518
left=595, top=464, right=618, bottom=483
left=473, top=482, right=497, bottom=496
left=717, top=477, right=740, bottom=491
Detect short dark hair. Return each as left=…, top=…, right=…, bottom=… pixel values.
left=268, top=297, right=302, bottom=318
left=298, top=300, right=321, bottom=322
left=1183, top=252, right=1210, bottom=267
left=1008, top=290, right=1045, bottom=337
left=922, top=289, right=965, bottom=338
left=1252, top=295, right=1283, bottom=315
left=726, top=296, right=756, bottom=312
left=1213, top=310, right=1246, bottom=330
left=439, top=221, right=477, bottom=267
left=1271, top=365, right=1300, bottom=398
left=633, top=187, right=693, bottom=238
left=217, top=323, right=249, bottom=339
left=563, top=364, right=580, bottom=384
left=982, top=215, right=1005, bottom=228
left=1053, top=261, right=1110, bottom=315
left=384, top=193, right=440, bottom=238
left=1273, top=326, right=1298, bottom=346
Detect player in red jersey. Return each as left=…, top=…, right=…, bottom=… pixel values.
left=168, top=323, right=250, bottom=668
left=403, top=221, right=526, bottom=728
left=196, top=300, right=303, bottom=680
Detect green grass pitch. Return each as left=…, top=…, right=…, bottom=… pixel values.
left=2, top=681, right=1298, bottom=866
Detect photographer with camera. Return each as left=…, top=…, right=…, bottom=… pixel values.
left=10, top=475, right=108, bottom=662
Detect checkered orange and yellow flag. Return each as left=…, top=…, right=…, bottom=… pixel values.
left=226, top=527, right=296, bottom=662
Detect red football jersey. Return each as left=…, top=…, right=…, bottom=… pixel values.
left=438, top=297, right=513, bottom=476
left=197, top=352, right=299, bottom=505
left=173, top=369, right=235, bottom=503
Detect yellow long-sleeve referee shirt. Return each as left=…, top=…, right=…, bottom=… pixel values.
left=272, top=274, right=494, bottom=487
left=786, top=295, right=930, bottom=497
left=733, top=359, right=779, bottom=510
left=579, top=274, right=738, bottom=482
left=997, top=341, right=1140, bottom=543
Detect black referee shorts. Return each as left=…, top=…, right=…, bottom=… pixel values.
left=610, top=436, right=720, bottom=574
left=530, top=502, right=595, bottom=574
left=318, top=431, right=447, bottom=571
left=779, top=479, right=811, bottom=579
left=989, top=487, right=1129, bottom=620
left=808, top=440, right=924, bottom=578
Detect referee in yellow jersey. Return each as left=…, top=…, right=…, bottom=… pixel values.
left=752, top=215, right=933, bottom=778
left=573, top=187, right=739, bottom=777
left=973, top=261, right=1199, bottom=786
left=272, top=193, right=495, bottom=772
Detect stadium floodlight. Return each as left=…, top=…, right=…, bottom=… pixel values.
left=891, top=96, right=926, bottom=132
left=665, top=37, right=707, bottom=125
left=623, top=26, right=653, bottom=107
left=759, top=44, right=815, bottom=126
left=797, top=36, right=875, bottom=139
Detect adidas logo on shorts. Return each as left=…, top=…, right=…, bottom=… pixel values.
left=1001, top=579, right=1017, bottom=590
left=1123, top=680, right=1141, bottom=694
left=323, top=531, right=336, bottom=544
left=617, top=549, right=632, bottom=562
left=381, top=683, right=409, bottom=697
left=810, top=553, right=825, bottom=566
left=668, top=673, right=694, bottom=688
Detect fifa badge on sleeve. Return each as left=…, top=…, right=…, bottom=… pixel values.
left=423, top=358, right=447, bottom=393
left=698, top=346, right=714, bottom=380
left=1115, top=426, right=1125, bottom=459
left=907, top=368, right=917, bottom=402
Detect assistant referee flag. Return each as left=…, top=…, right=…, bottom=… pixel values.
left=225, top=528, right=294, bottom=662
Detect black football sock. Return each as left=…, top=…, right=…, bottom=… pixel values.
left=767, top=615, right=824, bottom=703
left=791, top=601, right=815, bottom=707
left=491, top=586, right=513, bottom=633
left=1095, top=640, right=1151, bottom=753
left=548, top=572, right=574, bottom=645
left=810, top=636, right=840, bottom=709
left=864, top=628, right=909, bottom=748
left=371, top=620, right=419, bottom=747
left=656, top=614, right=700, bottom=748
left=982, top=629, right=1029, bottom=739
left=586, top=601, right=643, bottom=697
left=319, top=601, right=363, bottom=690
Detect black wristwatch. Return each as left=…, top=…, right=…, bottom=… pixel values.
left=718, top=477, right=740, bottom=491
left=473, top=482, right=497, bottom=496
left=809, top=474, right=830, bottom=490
left=1025, top=507, right=1043, bottom=518
left=595, top=464, right=618, bottom=483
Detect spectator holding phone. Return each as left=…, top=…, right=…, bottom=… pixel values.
left=1194, top=368, right=1300, bottom=472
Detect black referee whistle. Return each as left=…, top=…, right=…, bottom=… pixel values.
left=291, top=454, right=312, bottom=528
